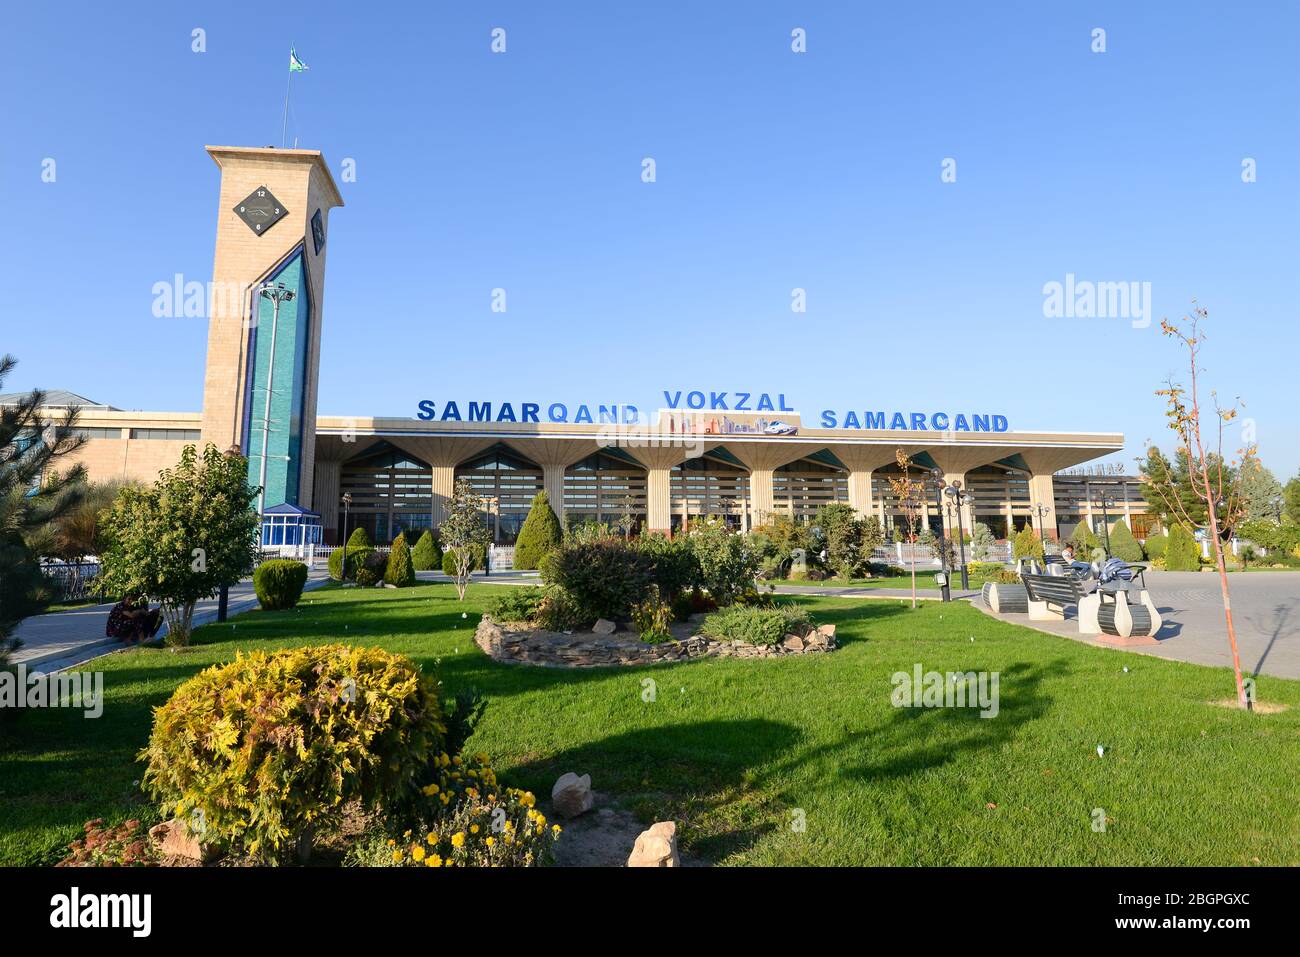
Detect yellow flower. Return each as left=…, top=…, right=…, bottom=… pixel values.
left=452, top=755, right=463, bottom=766
left=387, top=838, right=396, bottom=847
left=520, top=792, right=536, bottom=808
left=425, top=854, right=442, bottom=868
left=474, top=752, right=489, bottom=764
left=391, top=849, right=403, bottom=863
left=422, top=782, right=440, bottom=796
left=470, top=824, right=479, bottom=835
left=505, top=835, right=514, bottom=846
left=412, top=845, right=426, bottom=862
left=439, top=792, right=450, bottom=805
left=485, top=836, right=495, bottom=847
left=426, top=832, right=439, bottom=845
left=552, top=824, right=562, bottom=835
left=451, top=832, right=466, bottom=848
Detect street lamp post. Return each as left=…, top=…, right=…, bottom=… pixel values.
left=928, top=468, right=951, bottom=602
left=254, top=282, right=296, bottom=518
left=1034, top=503, right=1053, bottom=554
left=341, top=492, right=353, bottom=580
left=1099, top=494, right=1115, bottom=556
left=944, top=481, right=972, bottom=590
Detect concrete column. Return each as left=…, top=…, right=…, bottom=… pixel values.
left=1028, top=472, right=1059, bottom=542
left=542, top=464, right=566, bottom=519
left=647, top=467, right=672, bottom=532
left=749, top=469, right=775, bottom=525
left=431, top=464, right=456, bottom=526
left=846, top=469, right=875, bottom=519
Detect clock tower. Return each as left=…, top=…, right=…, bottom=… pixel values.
left=199, top=146, right=344, bottom=512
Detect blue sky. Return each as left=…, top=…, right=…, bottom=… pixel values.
left=2, top=2, right=1297, bottom=476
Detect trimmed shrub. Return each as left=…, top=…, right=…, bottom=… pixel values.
left=411, top=530, right=441, bottom=571
left=329, top=544, right=373, bottom=581
left=139, top=644, right=445, bottom=862
left=487, top=587, right=545, bottom=623
left=968, top=561, right=1007, bottom=581
left=1164, top=524, right=1201, bottom=571
left=513, top=491, right=562, bottom=570
left=1069, top=522, right=1103, bottom=559
left=385, top=533, right=416, bottom=587
left=253, top=559, right=308, bottom=610
left=540, top=538, right=653, bottom=623
left=1107, top=520, right=1144, bottom=562
left=1012, top=525, right=1043, bottom=562
left=1144, top=531, right=1168, bottom=560
left=346, top=527, right=371, bottom=548
left=698, top=605, right=814, bottom=646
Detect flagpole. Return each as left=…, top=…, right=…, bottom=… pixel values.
left=281, top=66, right=292, bottom=148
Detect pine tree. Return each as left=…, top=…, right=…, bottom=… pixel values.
left=411, top=529, right=441, bottom=571
left=384, top=532, right=416, bottom=587
left=0, top=355, right=87, bottom=668
left=1069, top=521, right=1103, bottom=560
left=1107, top=519, right=1144, bottom=562
left=513, top=490, right=562, bottom=570
left=1012, top=524, right=1043, bottom=561
left=1164, top=523, right=1201, bottom=571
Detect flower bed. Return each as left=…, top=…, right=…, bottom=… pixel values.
left=474, top=615, right=836, bottom=668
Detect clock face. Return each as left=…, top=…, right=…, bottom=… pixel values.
left=311, top=208, right=326, bottom=254
left=234, top=186, right=288, bottom=235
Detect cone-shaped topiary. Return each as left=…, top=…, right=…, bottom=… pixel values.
left=384, top=532, right=416, bottom=587
left=347, top=527, right=371, bottom=548
left=514, top=490, right=563, bottom=570
left=1164, top=523, right=1201, bottom=570
left=1069, top=521, right=1102, bottom=558
left=1107, top=519, right=1145, bottom=562
left=1144, top=531, right=1168, bottom=559
left=1012, top=524, right=1044, bottom=561
left=411, top=529, right=442, bottom=571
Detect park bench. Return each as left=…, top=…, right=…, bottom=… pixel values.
left=980, top=580, right=1029, bottom=614
left=1021, top=573, right=1090, bottom=622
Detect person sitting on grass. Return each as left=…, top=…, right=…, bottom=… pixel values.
left=105, top=595, right=163, bottom=645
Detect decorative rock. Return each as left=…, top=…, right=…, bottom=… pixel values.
left=627, top=821, right=680, bottom=868
left=781, top=634, right=805, bottom=653
left=592, top=618, right=617, bottom=636
left=149, top=819, right=218, bottom=863
left=551, top=772, right=595, bottom=819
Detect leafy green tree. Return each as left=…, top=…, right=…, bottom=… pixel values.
left=99, top=444, right=260, bottom=647
left=439, top=478, right=490, bottom=600
left=0, top=356, right=87, bottom=667
left=686, top=520, right=759, bottom=606
left=971, top=522, right=996, bottom=561
left=1107, top=519, right=1144, bottom=562
left=813, top=502, right=873, bottom=580
left=1144, top=531, right=1168, bottom=560
left=1163, top=523, right=1200, bottom=571
left=513, top=490, right=562, bottom=570
left=1012, top=524, right=1043, bottom=561
left=384, top=532, right=416, bottom=587
left=410, top=529, right=441, bottom=571
left=1284, top=475, right=1300, bottom=526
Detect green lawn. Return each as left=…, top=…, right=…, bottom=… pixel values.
left=2, top=582, right=1297, bottom=866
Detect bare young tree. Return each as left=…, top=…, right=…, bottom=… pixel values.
left=1143, top=303, right=1251, bottom=708
left=888, top=448, right=926, bottom=609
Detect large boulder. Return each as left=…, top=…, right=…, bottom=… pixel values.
left=627, top=821, right=680, bottom=867
left=551, top=772, right=594, bottom=819
left=592, top=619, right=617, bottom=636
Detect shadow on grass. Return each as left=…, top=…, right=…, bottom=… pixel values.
left=507, top=718, right=804, bottom=863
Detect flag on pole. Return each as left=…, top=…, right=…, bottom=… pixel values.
left=289, top=47, right=309, bottom=72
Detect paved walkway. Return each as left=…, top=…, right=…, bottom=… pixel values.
left=16, top=567, right=1297, bottom=681
left=969, top=571, right=1300, bottom=681
left=11, top=569, right=331, bottom=674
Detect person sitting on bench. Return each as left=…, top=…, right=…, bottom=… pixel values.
left=1059, top=545, right=1092, bottom=580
